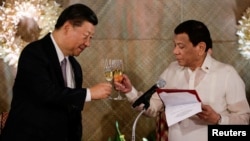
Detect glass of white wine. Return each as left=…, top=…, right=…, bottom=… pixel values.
left=113, top=59, right=126, bottom=100
left=104, top=59, right=114, bottom=99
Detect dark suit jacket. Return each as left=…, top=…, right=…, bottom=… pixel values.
left=1, top=33, right=87, bottom=141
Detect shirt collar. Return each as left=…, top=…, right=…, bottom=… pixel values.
left=50, top=33, right=66, bottom=62
left=200, top=53, right=212, bottom=73
left=178, top=53, right=212, bottom=73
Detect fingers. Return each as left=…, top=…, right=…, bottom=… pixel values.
left=90, top=83, right=112, bottom=99
left=198, top=114, right=208, bottom=120
left=103, top=84, right=112, bottom=98
left=197, top=109, right=219, bottom=124
left=197, top=113, right=204, bottom=118
left=114, top=82, right=124, bottom=90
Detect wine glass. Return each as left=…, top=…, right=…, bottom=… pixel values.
left=104, top=59, right=114, bottom=99
left=113, top=59, right=126, bottom=100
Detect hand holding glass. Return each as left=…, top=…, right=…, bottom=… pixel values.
left=113, top=59, right=126, bottom=100
left=104, top=59, right=114, bottom=99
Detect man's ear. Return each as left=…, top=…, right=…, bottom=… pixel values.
left=197, top=42, right=206, bottom=56
left=62, top=21, right=72, bottom=33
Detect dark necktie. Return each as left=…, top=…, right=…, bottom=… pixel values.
left=61, top=58, right=67, bottom=86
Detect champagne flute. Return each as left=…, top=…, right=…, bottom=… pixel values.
left=104, top=59, right=114, bottom=99
left=113, top=59, right=126, bottom=100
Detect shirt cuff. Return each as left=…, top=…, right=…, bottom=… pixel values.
left=85, top=88, right=91, bottom=102
left=125, top=86, right=139, bottom=102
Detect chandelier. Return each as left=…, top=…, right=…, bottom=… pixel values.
left=0, top=0, right=62, bottom=67
left=236, top=7, right=250, bottom=60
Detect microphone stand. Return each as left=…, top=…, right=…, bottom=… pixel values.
left=131, top=108, right=146, bottom=141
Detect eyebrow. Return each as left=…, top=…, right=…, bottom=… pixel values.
left=85, top=31, right=94, bottom=36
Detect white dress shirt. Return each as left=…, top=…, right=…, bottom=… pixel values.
left=126, top=54, right=250, bottom=141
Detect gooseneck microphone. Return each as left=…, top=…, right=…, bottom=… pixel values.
left=132, top=79, right=166, bottom=110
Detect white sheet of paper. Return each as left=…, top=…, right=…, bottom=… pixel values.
left=159, top=91, right=202, bottom=127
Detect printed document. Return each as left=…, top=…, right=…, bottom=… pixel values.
left=157, top=89, right=202, bottom=127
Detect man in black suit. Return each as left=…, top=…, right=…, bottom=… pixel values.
left=0, top=3, right=112, bottom=141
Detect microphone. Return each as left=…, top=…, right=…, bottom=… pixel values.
left=132, top=79, right=166, bottom=110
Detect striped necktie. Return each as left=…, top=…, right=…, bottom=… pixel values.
left=61, top=58, right=67, bottom=86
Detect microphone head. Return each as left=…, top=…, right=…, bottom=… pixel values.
left=156, top=79, right=166, bottom=88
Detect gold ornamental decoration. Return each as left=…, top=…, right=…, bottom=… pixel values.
left=236, top=7, right=250, bottom=60
left=0, top=0, right=62, bottom=67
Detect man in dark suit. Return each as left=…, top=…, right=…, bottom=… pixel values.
left=0, top=3, right=112, bottom=141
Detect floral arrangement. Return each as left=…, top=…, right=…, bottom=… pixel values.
left=236, top=7, right=250, bottom=60
left=0, top=0, right=62, bottom=67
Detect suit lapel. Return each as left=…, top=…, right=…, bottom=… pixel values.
left=69, top=57, right=83, bottom=88
left=42, top=33, right=65, bottom=86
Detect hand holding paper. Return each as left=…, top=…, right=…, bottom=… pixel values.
left=157, top=89, right=202, bottom=127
